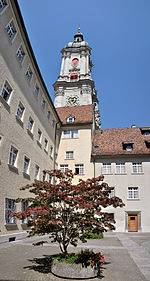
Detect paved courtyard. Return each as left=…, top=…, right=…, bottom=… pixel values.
left=0, top=232, right=150, bottom=281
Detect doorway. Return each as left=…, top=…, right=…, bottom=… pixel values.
left=128, top=214, right=138, bottom=232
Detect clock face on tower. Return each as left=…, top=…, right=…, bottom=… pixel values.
left=66, top=94, right=79, bottom=106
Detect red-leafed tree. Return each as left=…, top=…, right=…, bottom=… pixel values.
left=13, top=170, right=124, bottom=254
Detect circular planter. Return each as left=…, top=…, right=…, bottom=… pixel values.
left=51, top=259, right=99, bottom=279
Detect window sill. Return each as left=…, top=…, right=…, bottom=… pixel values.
left=65, top=158, right=74, bottom=160
left=27, top=128, right=34, bottom=139
left=131, top=173, right=144, bottom=175
left=127, top=199, right=140, bottom=201
left=0, top=96, right=10, bottom=113
left=115, top=173, right=127, bottom=175
left=50, top=156, right=53, bottom=160
left=37, top=140, right=42, bottom=148
left=23, top=172, right=30, bottom=180
left=101, top=173, right=113, bottom=175
left=8, top=164, right=19, bottom=174
left=44, top=148, right=48, bottom=154
left=16, top=115, right=24, bottom=128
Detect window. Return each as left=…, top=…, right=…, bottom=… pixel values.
left=70, top=73, right=78, bottom=80
left=41, top=99, right=46, bottom=109
left=102, top=163, right=111, bottom=174
left=109, top=187, right=115, bottom=198
left=123, top=142, right=133, bottom=151
left=9, top=146, right=18, bottom=166
left=5, top=198, right=16, bottom=224
left=6, top=20, right=17, bottom=41
left=62, top=130, right=78, bottom=139
left=67, top=115, right=75, bottom=123
left=50, top=146, right=53, bottom=157
left=37, top=129, right=42, bottom=142
left=52, top=119, right=55, bottom=128
left=42, top=171, right=46, bottom=181
left=0, top=0, right=7, bottom=13
left=141, top=128, right=150, bottom=135
left=21, top=201, right=28, bottom=224
left=16, top=45, right=25, bottom=64
left=66, top=151, right=74, bottom=159
left=26, top=67, right=33, bottom=82
left=75, top=164, right=84, bottom=174
left=35, top=164, right=39, bottom=180
left=44, top=139, right=48, bottom=150
left=1, top=81, right=12, bottom=102
left=128, top=187, right=139, bottom=199
left=47, top=111, right=50, bottom=120
left=49, top=175, right=52, bottom=183
left=17, top=102, right=24, bottom=119
left=60, top=165, right=68, bottom=172
left=28, top=117, right=34, bottom=131
left=23, top=156, right=30, bottom=174
left=55, top=153, right=58, bottom=162
left=34, top=84, right=39, bottom=96
left=145, top=141, right=150, bottom=149
left=132, top=163, right=143, bottom=173
left=116, top=163, right=125, bottom=174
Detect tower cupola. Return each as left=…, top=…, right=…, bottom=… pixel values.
left=74, top=27, right=83, bottom=42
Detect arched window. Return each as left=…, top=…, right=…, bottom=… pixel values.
left=67, top=115, right=75, bottom=123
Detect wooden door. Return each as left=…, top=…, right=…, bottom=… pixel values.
left=128, top=215, right=138, bottom=232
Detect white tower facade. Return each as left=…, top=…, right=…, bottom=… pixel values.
left=53, top=29, right=101, bottom=129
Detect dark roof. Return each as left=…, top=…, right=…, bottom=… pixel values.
left=92, top=127, right=150, bottom=156
left=56, top=105, right=93, bottom=124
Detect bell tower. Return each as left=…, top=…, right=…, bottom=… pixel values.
left=53, top=28, right=101, bottom=129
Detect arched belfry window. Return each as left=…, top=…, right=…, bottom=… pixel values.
left=67, top=115, right=75, bottom=123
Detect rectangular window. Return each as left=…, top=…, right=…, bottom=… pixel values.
left=109, top=187, right=115, bottom=198
left=132, top=163, right=143, bottom=173
left=26, top=67, right=33, bottom=82
left=116, top=163, right=125, bottom=174
left=123, top=142, right=133, bottom=151
left=0, top=0, right=7, bottom=13
left=66, top=151, right=74, bottom=159
left=5, top=198, right=16, bottom=224
left=9, top=146, right=18, bottom=166
left=75, top=164, right=84, bottom=175
left=34, top=84, right=39, bottom=96
left=50, top=146, right=53, bottom=157
left=1, top=81, right=12, bottom=102
left=60, top=164, right=68, bottom=172
left=62, top=130, right=78, bottom=139
left=49, top=175, right=52, bottom=183
left=102, top=163, right=111, bottom=174
left=128, top=187, right=139, bottom=199
left=16, top=45, right=25, bottom=64
left=28, top=117, right=34, bottom=131
left=43, top=171, right=46, bottom=181
left=17, top=102, right=25, bottom=119
left=35, top=164, right=39, bottom=180
left=41, top=99, right=46, bottom=109
left=37, top=129, right=42, bottom=142
left=52, top=119, right=55, bottom=128
left=23, top=156, right=30, bottom=174
left=47, top=111, right=50, bottom=120
left=21, top=201, right=28, bottom=224
left=6, top=20, right=17, bottom=41
left=44, top=139, right=48, bottom=150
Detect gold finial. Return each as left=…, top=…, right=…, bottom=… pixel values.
left=78, top=24, right=80, bottom=32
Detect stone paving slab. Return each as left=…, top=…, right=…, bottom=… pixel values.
left=0, top=233, right=149, bottom=281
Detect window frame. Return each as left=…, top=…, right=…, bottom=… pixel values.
left=16, top=102, right=25, bottom=120
left=75, top=164, right=84, bottom=175
left=62, top=130, right=78, bottom=139
left=26, top=66, right=33, bottom=82
left=35, top=164, right=40, bottom=180
left=60, top=164, right=69, bottom=173
left=5, top=198, right=16, bottom=224
left=116, top=163, right=126, bottom=174
left=128, top=187, right=139, bottom=200
left=132, top=163, right=143, bottom=174
left=34, top=84, right=40, bottom=96
left=28, top=117, right=34, bottom=132
left=23, top=156, right=30, bottom=174
left=66, top=151, right=74, bottom=159
left=9, top=146, right=18, bottom=167
left=16, top=44, right=25, bottom=64
left=0, top=0, right=8, bottom=14
left=102, top=163, right=111, bottom=174
left=6, top=18, right=17, bottom=42
left=1, top=80, right=13, bottom=103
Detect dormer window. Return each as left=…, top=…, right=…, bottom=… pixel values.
left=67, top=115, right=75, bottom=123
left=141, top=128, right=150, bottom=135
left=145, top=140, right=150, bottom=149
left=123, top=142, right=133, bottom=151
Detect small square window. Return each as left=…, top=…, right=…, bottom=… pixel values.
left=9, top=146, right=18, bottom=166
left=0, top=0, right=7, bottom=13
left=75, top=164, right=84, bottom=174
left=28, top=117, right=34, bottom=131
left=128, top=187, right=139, bottom=199
left=26, top=67, right=33, bottom=82
left=23, top=156, right=30, bottom=174
left=1, top=81, right=12, bottom=103
left=17, top=45, right=25, bottom=64
left=60, top=165, right=68, bottom=172
left=66, top=151, right=73, bottom=159
left=17, top=102, right=25, bottom=119
left=34, top=84, right=39, bottom=96
left=132, top=163, right=143, bottom=173
left=6, top=20, right=17, bottom=41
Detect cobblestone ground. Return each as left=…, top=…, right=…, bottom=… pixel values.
left=0, top=232, right=150, bottom=281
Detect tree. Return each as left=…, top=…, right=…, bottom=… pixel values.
left=13, top=170, right=124, bottom=254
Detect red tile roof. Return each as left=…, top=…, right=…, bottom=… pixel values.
left=56, top=105, right=93, bottom=124
left=92, top=127, right=150, bottom=156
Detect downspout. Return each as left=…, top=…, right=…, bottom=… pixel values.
left=53, top=122, right=59, bottom=171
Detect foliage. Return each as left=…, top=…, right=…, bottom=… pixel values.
left=51, top=249, right=105, bottom=268
left=83, top=232, right=103, bottom=239
left=12, top=170, right=124, bottom=254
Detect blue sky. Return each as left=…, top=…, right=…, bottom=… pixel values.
left=17, top=0, right=150, bottom=129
